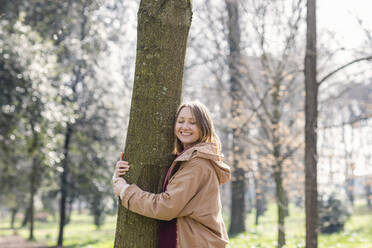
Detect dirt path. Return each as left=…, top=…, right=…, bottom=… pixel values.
left=0, top=235, right=49, bottom=248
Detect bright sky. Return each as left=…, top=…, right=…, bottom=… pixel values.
left=318, top=1, right=372, bottom=178
left=318, top=0, right=372, bottom=49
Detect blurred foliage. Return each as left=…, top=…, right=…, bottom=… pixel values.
left=318, top=190, right=352, bottom=234
left=0, top=0, right=125, bottom=230
left=0, top=17, right=59, bottom=213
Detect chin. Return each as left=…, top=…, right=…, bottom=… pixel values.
left=183, top=141, right=198, bottom=147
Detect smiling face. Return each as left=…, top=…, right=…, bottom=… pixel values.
left=174, top=107, right=201, bottom=148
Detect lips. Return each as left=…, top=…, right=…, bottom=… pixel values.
left=180, top=131, right=192, bottom=136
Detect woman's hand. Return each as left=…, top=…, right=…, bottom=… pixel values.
left=113, top=177, right=129, bottom=198
left=113, top=153, right=130, bottom=199
left=115, top=160, right=130, bottom=177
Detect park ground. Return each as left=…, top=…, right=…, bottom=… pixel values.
left=0, top=203, right=371, bottom=248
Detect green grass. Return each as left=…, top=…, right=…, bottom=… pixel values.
left=0, top=213, right=117, bottom=248
left=1, top=204, right=371, bottom=248
left=228, top=203, right=372, bottom=248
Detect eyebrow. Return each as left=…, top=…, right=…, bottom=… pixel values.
left=177, top=116, right=196, bottom=120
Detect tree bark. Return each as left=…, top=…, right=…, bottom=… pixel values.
left=304, top=0, right=318, bottom=247
left=27, top=122, right=40, bottom=241
left=10, top=208, right=18, bottom=229
left=272, top=78, right=287, bottom=247
left=342, top=123, right=355, bottom=206
left=254, top=162, right=267, bottom=225
left=274, top=169, right=286, bottom=247
left=57, top=124, right=72, bottom=247
left=28, top=157, right=37, bottom=240
left=21, top=207, right=30, bottom=227
left=225, top=0, right=246, bottom=236
left=114, top=1, right=192, bottom=247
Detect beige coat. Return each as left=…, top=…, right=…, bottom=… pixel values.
left=121, top=142, right=231, bottom=248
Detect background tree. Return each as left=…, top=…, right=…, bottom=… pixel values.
left=304, top=0, right=318, bottom=247
left=52, top=1, right=121, bottom=244
left=225, top=0, right=247, bottom=236
left=186, top=2, right=306, bottom=245
left=304, top=1, right=372, bottom=246
left=0, top=16, right=61, bottom=239
left=0, top=0, right=124, bottom=245
left=233, top=1, right=306, bottom=246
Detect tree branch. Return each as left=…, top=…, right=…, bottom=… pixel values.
left=318, top=56, right=372, bottom=86
left=319, top=114, right=372, bottom=129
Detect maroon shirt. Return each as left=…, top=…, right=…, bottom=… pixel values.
left=158, top=163, right=178, bottom=248
left=158, top=148, right=191, bottom=248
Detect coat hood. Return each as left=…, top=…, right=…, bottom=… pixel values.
left=175, top=142, right=231, bottom=185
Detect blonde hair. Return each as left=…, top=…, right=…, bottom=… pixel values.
left=172, top=102, right=221, bottom=154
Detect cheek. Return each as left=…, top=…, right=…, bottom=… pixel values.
left=174, top=124, right=179, bottom=132
left=194, top=127, right=202, bottom=139
left=174, top=124, right=180, bottom=136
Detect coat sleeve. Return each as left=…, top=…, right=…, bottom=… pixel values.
left=121, top=158, right=208, bottom=221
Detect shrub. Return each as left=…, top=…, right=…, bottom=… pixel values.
left=318, top=190, right=352, bottom=234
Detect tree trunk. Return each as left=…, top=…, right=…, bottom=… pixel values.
left=28, top=157, right=37, bottom=240
left=254, top=165, right=267, bottom=226
left=304, top=0, right=318, bottom=247
left=274, top=169, right=286, bottom=248
left=225, top=0, right=246, bottom=236
left=66, top=196, right=74, bottom=226
left=342, top=121, right=355, bottom=206
left=285, top=191, right=290, bottom=217
left=272, top=78, right=287, bottom=247
left=21, top=207, right=30, bottom=227
left=57, top=124, right=72, bottom=247
left=366, top=175, right=372, bottom=208
left=10, top=208, right=18, bottom=229
left=114, top=1, right=192, bottom=247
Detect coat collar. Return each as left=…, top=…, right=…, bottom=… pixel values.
left=174, top=142, right=223, bottom=162
left=173, top=142, right=231, bottom=185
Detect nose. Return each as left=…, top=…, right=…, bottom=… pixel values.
left=181, top=122, right=190, bottom=129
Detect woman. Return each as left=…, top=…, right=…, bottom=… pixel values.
left=113, top=102, right=230, bottom=248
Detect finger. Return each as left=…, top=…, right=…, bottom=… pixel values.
left=120, top=152, right=124, bottom=161
left=121, top=168, right=129, bottom=172
left=116, top=161, right=128, bottom=165
left=116, top=162, right=128, bottom=170
left=119, top=163, right=129, bottom=168
left=117, top=161, right=129, bottom=166
left=115, top=161, right=121, bottom=168
left=117, top=166, right=128, bottom=173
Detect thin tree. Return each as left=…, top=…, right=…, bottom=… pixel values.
left=58, top=1, right=110, bottom=245
left=305, top=1, right=372, bottom=246
left=225, top=0, right=247, bottom=235
left=114, top=1, right=192, bottom=247
left=304, top=0, right=318, bottom=247
left=239, top=1, right=305, bottom=245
